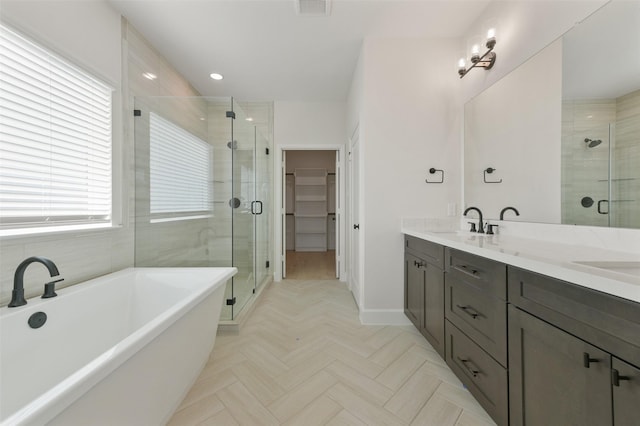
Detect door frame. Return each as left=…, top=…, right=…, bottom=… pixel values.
left=274, top=144, right=346, bottom=281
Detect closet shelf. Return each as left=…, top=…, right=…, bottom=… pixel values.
left=294, top=168, right=328, bottom=252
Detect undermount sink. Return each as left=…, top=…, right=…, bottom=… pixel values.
left=572, top=261, right=640, bottom=277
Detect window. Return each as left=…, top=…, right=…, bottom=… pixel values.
left=149, top=112, right=211, bottom=220
left=0, top=23, right=113, bottom=235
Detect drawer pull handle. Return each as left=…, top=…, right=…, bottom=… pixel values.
left=415, top=260, right=426, bottom=268
left=453, top=265, right=481, bottom=279
left=456, top=305, right=481, bottom=319
left=583, top=352, right=600, bottom=368
left=457, top=357, right=480, bottom=377
left=612, top=369, right=631, bottom=387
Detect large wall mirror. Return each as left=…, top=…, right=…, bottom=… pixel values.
left=464, top=1, right=640, bottom=229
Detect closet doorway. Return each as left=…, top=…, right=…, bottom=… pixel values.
left=279, top=148, right=344, bottom=280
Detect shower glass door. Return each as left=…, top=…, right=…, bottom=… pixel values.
left=255, top=129, right=270, bottom=290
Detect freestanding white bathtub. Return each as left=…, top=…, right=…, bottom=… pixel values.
left=0, top=267, right=236, bottom=426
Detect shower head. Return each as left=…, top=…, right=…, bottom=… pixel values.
left=584, top=138, right=602, bottom=148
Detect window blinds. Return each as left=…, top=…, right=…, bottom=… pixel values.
left=0, top=23, right=113, bottom=231
left=149, top=112, right=211, bottom=215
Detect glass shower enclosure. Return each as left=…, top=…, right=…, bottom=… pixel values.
left=133, top=96, right=271, bottom=320
left=562, top=95, right=640, bottom=229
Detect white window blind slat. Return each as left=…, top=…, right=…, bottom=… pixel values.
left=149, top=112, right=211, bottom=215
left=0, top=23, right=113, bottom=231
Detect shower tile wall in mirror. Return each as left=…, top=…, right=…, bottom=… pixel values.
left=464, top=0, right=640, bottom=229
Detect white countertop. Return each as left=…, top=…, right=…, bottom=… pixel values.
left=402, top=221, right=640, bottom=304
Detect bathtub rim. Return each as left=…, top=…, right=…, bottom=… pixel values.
left=1, top=266, right=236, bottom=426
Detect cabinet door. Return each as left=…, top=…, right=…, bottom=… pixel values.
left=404, top=252, right=424, bottom=330
left=423, top=263, right=445, bottom=358
left=509, top=306, right=612, bottom=426
left=612, top=357, right=640, bottom=426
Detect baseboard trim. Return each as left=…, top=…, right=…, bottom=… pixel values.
left=359, top=309, right=412, bottom=325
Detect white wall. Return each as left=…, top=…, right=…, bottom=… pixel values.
left=349, top=37, right=462, bottom=323
left=346, top=1, right=610, bottom=324
left=273, top=101, right=347, bottom=280
left=0, top=1, right=129, bottom=305
left=274, top=101, right=347, bottom=147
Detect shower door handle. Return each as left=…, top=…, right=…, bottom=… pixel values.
left=251, top=201, right=263, bottom=215
left=597, top=199, right=609, bottom=214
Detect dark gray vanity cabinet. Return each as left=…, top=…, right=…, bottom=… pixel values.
left=508, top=266, right=640, bottom=426
left=404, top=236, right=445, bottom=358
left=612, top=357, right=640, bottom=426
left=508, top=305, right=612, bottom=425
left=444, top=248, right=509, bottom=426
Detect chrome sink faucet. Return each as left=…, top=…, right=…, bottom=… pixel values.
left=9, top=256, right=62, bottom=307
left=464, top=207, right=484, bottom=233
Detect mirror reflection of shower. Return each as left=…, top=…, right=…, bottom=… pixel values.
left=584, top=138, right=602, bottom=148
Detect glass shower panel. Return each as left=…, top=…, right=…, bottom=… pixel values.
left=208, top=97, right=235, bottom=321
left=230, top=100, right=256, bottom=317
left=133, top=96, right=215, bottom=267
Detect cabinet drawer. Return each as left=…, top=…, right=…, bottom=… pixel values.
left=446, top=248, right=506, bottom=299
left=405, top=235, right=444, bottom=268
left=445, top=275, right=507, bottom=366
left=508, top=266, right=640, bottom=367
left=446, top=320, right=508, bottom=426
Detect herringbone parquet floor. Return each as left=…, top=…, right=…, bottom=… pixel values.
left=168, top=280, right=496, bottom=426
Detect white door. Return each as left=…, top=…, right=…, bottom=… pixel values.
left=281, top=150, right=287, bottom=278
left=334, top=150, right=342, bottom=279
left=349, top=130, right=361, bottom=304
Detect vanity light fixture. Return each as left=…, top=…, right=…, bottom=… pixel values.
left=210, top=73, right=224, bottom=80
left=458, top=28, right=497, bottom=78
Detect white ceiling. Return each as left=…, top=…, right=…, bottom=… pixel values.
left=108, top=0, right=490, bottom=101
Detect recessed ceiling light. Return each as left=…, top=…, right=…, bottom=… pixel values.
left=245, top=117, right=254, bottom=122
left=143, top=72, right=157, bottom=80
left=210, top=73, right=224, bottom=80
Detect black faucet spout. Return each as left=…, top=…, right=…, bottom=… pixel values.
left=463, top=207, right=484, bottom=233
left=9, top=256, right=61, bottom=307
left=500, top=206, right=520, bottom=220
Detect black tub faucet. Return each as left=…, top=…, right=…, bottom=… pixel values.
left=500, top=206, right=520, bottom=220
left=9, top=256, right=62, bottom=307
left=464, top=207, right=484, bottom=233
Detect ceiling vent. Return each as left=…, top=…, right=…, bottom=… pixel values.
left=296, top=0, right=331, bottom=16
